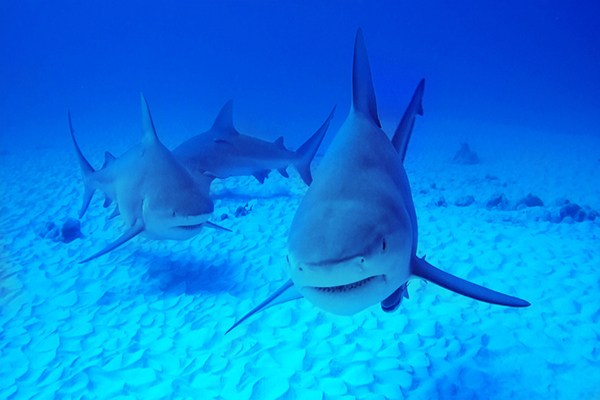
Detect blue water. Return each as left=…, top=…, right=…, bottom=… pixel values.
left=1, top=2, right=600, bottom=400
left=1, top=1, right=599, bottom=151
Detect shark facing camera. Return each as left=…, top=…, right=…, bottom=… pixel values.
left=227, top=28, right=529, bottom=334
left=286, top=200, right=413, bottom=316
left=140, top=194, right=212, bottom=241
left=69, top=94, right=227, bottom=263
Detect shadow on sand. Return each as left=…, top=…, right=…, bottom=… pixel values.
left=144, top=256, right=242, bottom=296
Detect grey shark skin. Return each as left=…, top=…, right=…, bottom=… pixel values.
left=227, top=29, right=529, bottom=334
left=70, top=94, right=217, bottom=263
left=172, top=100, right=335, bottom=186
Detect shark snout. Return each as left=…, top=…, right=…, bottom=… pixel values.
left=288, top=254, right=378, bottom=290
left=175, top=212, right=210, bottom=227
left=288, top=254, right=394, bottom=316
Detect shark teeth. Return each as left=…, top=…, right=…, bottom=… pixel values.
left=176, top=223, right=204, bottom=231
left=315, top=275, right=379, bottom=293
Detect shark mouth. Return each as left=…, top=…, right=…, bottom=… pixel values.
left=310, top=275, right=384, bottom=293
left=176, top=223, right=205, bottom=231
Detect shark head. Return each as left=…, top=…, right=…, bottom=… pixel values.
left=138, top=93, right=215, bottom=240
left=142, top=181, right=213, bottom=240
left=286, top=176, right=413, bottom=315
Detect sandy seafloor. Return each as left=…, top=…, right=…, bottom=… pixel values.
left=1, top=122, right=599, bottom=400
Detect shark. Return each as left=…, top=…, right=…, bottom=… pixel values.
left=227, top=28, right=529, bottom=333
left=172, top=100, right=335, bottom=186
left=70, top=94, right=221, bottom=263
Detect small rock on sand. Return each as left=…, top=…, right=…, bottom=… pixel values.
left=455, top=195, right=475, bottom=207
left=517, top=193, right=544, bottom=208
left=453, top=143, right=480, bottom=165
left=486, top=193, right=509, bottom=210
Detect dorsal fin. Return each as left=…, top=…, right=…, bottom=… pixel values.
left=141, top=93, right=159, bottom=146
left=352, top=28, right=381, bottom=127
left=102, top=151, right=116, bottom=169
left=392, top=79, right=425, bottom=162
left=274, top=136, right=286, bottom=150
left=212, top=99, right=238, bottom=134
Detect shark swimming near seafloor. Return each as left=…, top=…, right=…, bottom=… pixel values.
left=172, top=100, right=335, bottom=186
left=70, top=94, right=223, bottom=263
left=227, top=29, right=529, bottom=334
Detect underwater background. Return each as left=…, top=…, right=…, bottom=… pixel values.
left=1, top=1, right=600, bottom=399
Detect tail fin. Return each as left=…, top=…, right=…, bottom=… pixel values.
left=68, top=111, right=95, bottom=219
left=293, top=106, right=336, bottom=185
left=411, top=255, right=530, bottom=307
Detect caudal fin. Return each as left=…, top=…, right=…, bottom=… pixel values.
left=411, top=255, right=530, bottom=307
left=293, top=106, right=336, bottom=185
left=68, top=111, right=96, bottom=219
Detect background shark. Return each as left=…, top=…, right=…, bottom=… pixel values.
left=227, top=29, right=529, bottom=333
left=70, top=94, right=217, bottom=263
left=172, top=100, right=335, bottom=186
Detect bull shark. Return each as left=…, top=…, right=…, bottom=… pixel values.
left=227, top=29, right=529, bottom=333
left=172, top=100, right=335, bottom=186
left=70, top=94, right=221, bottom=263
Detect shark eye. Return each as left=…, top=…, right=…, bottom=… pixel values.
left=286, top=255, right=290, bottom=264
left=172, top=211, right=176, bottom=217
left=382, top=238, right=386, bottom=251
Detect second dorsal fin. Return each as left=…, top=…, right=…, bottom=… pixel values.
left=274, top=136, right=286, bottom=150
left=102, top=151, right=116, bottom=169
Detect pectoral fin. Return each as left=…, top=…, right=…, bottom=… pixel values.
left=226, top=279, right=301, bottom=334
left=411, top=255, right=530, bottom=307
left=80, top=220, right=144, bottom=263
left=205, top=221, right=232, bottom=232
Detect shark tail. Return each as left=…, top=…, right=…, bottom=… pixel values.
left=293, top=106, right=336, bottom=185
left=411, top=255, right=530, bottom=307
left=68, top=111, right=96, bottom=219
